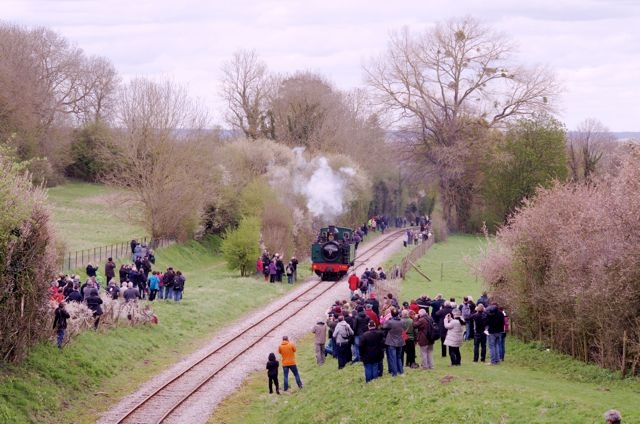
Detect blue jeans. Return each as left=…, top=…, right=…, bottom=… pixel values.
left=283, top=365, right=302, bottom=390
left=352, top=335, right=361, bottom=362
left=164, top=287, right=174, bottom=300
left=56, top=328, right=65, bottom=348
left=364, top=362, right=378, bottom=382
left=173, top=289, right=183, bottom=302
left=287, top=275, right=293, bottom=284
left=473, top=333, right=487, bottom=362
left=488, top=333, right=501, bottom=364
left=499, top=332, right=506, bottom=361
left=464, top=320, right=474, bottom=340
left=386, top=345, right=404, bottom=376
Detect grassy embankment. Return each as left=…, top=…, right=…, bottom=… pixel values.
left=47, top=181, right=150, bottom=252
left=211, top=235, right=640, bottom=424
left=0, top=182, right=301, bottom=424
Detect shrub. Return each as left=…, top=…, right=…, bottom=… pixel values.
left=477, top=149, right=640, bottom=374
left=0, top=158, right=59, bottom=363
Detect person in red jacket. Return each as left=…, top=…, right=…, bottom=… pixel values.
left=348, top=273, right=360, bottom=298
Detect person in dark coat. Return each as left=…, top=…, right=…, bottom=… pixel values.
left=53, top=302, right=70, bottom=349
left=382, top=307, right=405, bottom=376
left=469, top=303, right=488, bottom=362
left=85, top=263, right=98, bottom=278
left=163, top=267, right=176, bottom=300
left=173, top=271, right=186, bottom=302
left=486, top=303, right=504, bottom=365
left=266, top=352, right=280, bottom=394
left=352, top=307, right=370, bottom=362
left=85, top=288, right=103, bottom=330
left=119, top=264, right=128, bottom=284
left=359, top=321, right=386, bottom=382
left=104, top=257, right=116, bottom=283
left=67, top=286, right=83, bottom=303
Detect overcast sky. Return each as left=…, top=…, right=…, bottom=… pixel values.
left=4, top=0, right=639, bottom=131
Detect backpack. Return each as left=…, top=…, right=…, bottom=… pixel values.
left=359, top=279, right=368, bottom=292
left=426, top=315, right=440, bottom=342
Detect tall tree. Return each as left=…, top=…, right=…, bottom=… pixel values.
left=365, top=17, right=560, bottom=231
left=220, top=49, right=274, bottom=140
left=0, top=23, right=119, bottom=180
left=567, top=118, right=615, bottom=183
left=270, top=71, right=343, bottom=151
left=106, top=77, right=213, bottom=240
left=483, top=114, right=568, bottom=226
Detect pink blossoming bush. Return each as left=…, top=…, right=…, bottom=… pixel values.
left=477, top=149, right=640, bottom=374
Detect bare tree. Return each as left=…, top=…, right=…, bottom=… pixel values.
left=107, top=77, right=213, bottom=240
left=0, top=23, right=119, bottom=179
left=220, top=49, right=274, bottom=140
left=365, top=17, right=560, bottom=231
left=567, top=118, right=615, bottom=182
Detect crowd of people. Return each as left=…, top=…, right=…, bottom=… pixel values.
left=50, top=239, right=185, bottom=346
left=257, top=250, right=298, bottom=283
left=308, top=288, right=510, bottom=383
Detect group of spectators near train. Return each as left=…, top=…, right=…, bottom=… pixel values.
left=309, top=288, right=509, bottom=383
left=257, top=251, right=299, bottom=283
left=51, top=239, right=186, bottom=348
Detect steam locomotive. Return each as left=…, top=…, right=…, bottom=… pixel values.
left=311, top=225, right=356, bottom=281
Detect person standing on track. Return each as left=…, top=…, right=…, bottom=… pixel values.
left=278, top=336, right=303, bottom=392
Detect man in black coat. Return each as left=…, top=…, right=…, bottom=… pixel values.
left=105, top=257, right=116, bottom=283
left=359, top=321, right=386, bottom=382
left=53, top=302, right=70, bottom=349
left=352, top=307, right=370, bottom=363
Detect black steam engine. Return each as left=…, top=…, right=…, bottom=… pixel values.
left=310, top=225, right=356, bottom=281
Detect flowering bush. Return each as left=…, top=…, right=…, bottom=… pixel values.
left=477, top=148, right=640, bottom=374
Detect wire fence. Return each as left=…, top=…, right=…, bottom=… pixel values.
left=60, top=237, right=175, bottom=272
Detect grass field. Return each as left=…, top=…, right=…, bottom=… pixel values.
left=47, top=181, right=149, bottom=252
left=3, top=184, right=639, bottom=423
left=211, top=235, right=640, bottom=424
left=0, top=239, right=300, bottom=424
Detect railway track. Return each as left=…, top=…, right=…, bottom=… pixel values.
left=108, top=229, right=407, bottom=424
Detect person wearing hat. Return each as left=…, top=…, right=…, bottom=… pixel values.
left=359, top=320, right=386, bottom=382
left=311, top=317, right=327, bottom=365
left=444, top=308, right=465, bottom=366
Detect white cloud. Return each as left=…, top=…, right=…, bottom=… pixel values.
left=3, top=0, right=640, bottom=130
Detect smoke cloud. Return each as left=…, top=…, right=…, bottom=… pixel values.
left=268, top=148, right=358, bottom=223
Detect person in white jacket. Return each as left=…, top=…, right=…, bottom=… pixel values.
left=444, top=308, right=465, bottom=366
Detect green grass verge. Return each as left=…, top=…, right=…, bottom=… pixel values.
left=47, top=181, right=149, bottom=252
left=210, top=235, right=640, bottom=424
left=0, top=239, right=299, bottom=424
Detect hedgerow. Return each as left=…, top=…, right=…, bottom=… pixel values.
left=478, top=148, right=640, bottom=375
left=0, top=158, right=58, bottom=362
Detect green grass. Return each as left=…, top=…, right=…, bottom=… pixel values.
left=0, top=238, right=299, bottom=424
left=47, top=181, right=149, bottom=252
left=210, top=235, right=640, bottom=424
